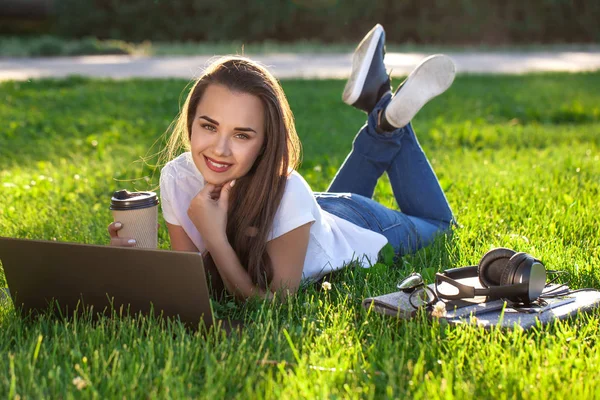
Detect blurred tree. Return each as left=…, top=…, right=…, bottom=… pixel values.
left=2, top=0, right=598, bottom=44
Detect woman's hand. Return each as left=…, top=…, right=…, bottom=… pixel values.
left=187, top=180, right=235, bottom=250
left=107, top=221, right=136, bottom=247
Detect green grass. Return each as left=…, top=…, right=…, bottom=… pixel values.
left=1, top=72, right=600, bottom=398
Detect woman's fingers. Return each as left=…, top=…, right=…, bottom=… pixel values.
left=199, top=182, right=216, bottom=196
left=198, top=182, right=225, bottom=201
left=218, top=179, right=235, bottom=209
left=210, top=186, right=222, bottom=200
left=108, top=221, right=122, bottom=238
left=108, top=221, right=136, bottom=247
left=110, top=237, right=137, bottom=247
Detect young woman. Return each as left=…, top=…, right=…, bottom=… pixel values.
left=109, top=24, right=456, bottom=300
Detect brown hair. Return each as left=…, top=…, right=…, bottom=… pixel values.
left=162, top=56, right=301, bottom=289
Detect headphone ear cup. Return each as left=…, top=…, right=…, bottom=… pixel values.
left=478, top=247, right=516, bottom=288
left=500, top=252, right=529, bottom=286
left=501, top=252, right=545, bottom=302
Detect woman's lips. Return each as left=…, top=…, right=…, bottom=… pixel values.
left=204, top=156, right=232, bottom=173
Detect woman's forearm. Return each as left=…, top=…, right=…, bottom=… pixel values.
left=207, top=239, right=270, bottom=300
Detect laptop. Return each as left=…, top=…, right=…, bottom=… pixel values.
left=0, top=236, right=214, bottom=328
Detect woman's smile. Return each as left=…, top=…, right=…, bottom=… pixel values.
left=204, top=155, right=233, bottom=173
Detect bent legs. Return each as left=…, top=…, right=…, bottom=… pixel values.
left=320, top=94, right=454, bottom=254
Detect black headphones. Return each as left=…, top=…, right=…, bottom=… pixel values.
left=435, top=248, right=547, bottom=303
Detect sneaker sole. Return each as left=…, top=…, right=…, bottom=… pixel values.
left=342, top=24, right=384, bottom=106
left=385, top=54, right=456, bottom=128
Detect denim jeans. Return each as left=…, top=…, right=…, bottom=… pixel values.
left=314, top=93, right=454, bottom=256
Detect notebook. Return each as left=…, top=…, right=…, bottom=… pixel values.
left=362, top=278, right=600, bottom=330
left=0, top=236, right=215, bottom=328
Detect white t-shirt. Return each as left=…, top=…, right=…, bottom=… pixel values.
left=159, top=152, right=388, bottom=281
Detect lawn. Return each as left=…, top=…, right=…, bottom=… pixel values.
left=0, top=72, right=599, bottom=398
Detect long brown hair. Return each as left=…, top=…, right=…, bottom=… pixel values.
left=162, top=56, right=301, bottom=289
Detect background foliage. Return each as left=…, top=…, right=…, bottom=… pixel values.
left=2, top=0, right=600, bottom=44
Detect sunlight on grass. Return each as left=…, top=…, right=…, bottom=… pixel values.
left=0, top=72, right=599, bottom=398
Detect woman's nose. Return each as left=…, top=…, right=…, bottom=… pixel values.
left=212, top=135, right=231, bottom=156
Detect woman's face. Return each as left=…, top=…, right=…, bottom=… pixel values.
left=190, top=84, right=266, bottom=186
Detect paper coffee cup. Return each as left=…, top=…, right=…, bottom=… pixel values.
left=110, top=190, right=159, bottom=249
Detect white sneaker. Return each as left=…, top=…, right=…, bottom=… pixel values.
left=383, top=54, right=456, bottom=128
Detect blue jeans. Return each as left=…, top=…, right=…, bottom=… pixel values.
left=314, top=93, right=454, bottom=256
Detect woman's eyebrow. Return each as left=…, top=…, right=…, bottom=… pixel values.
left=234, top=126, right=257, bottom=133
left=199, top=114, right=257, bottom=133
left=199, top=115, right=219, bottom=125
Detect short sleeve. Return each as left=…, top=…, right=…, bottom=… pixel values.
left=159, top=164, right=180, bottom=225
left=269, top=172, right=316, bottom=240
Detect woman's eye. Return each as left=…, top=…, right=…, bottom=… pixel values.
left=235, top=133, right=250, bottom=140
left=202, top=124, right=216, bottom=132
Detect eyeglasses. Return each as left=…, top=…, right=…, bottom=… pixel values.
left=397, top=272, right=438, bottom=310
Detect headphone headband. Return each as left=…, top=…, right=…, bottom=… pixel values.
left=434, top=249, right=547, bottom=303
left=435, top=272, right=530, bottom=300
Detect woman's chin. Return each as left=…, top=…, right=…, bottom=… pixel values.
left=204, top=174, right=234, bottom=186
left=205, top=178, right=227, bottom=186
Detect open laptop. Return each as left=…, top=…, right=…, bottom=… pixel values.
left=0, top=236, right=214, bottom=328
